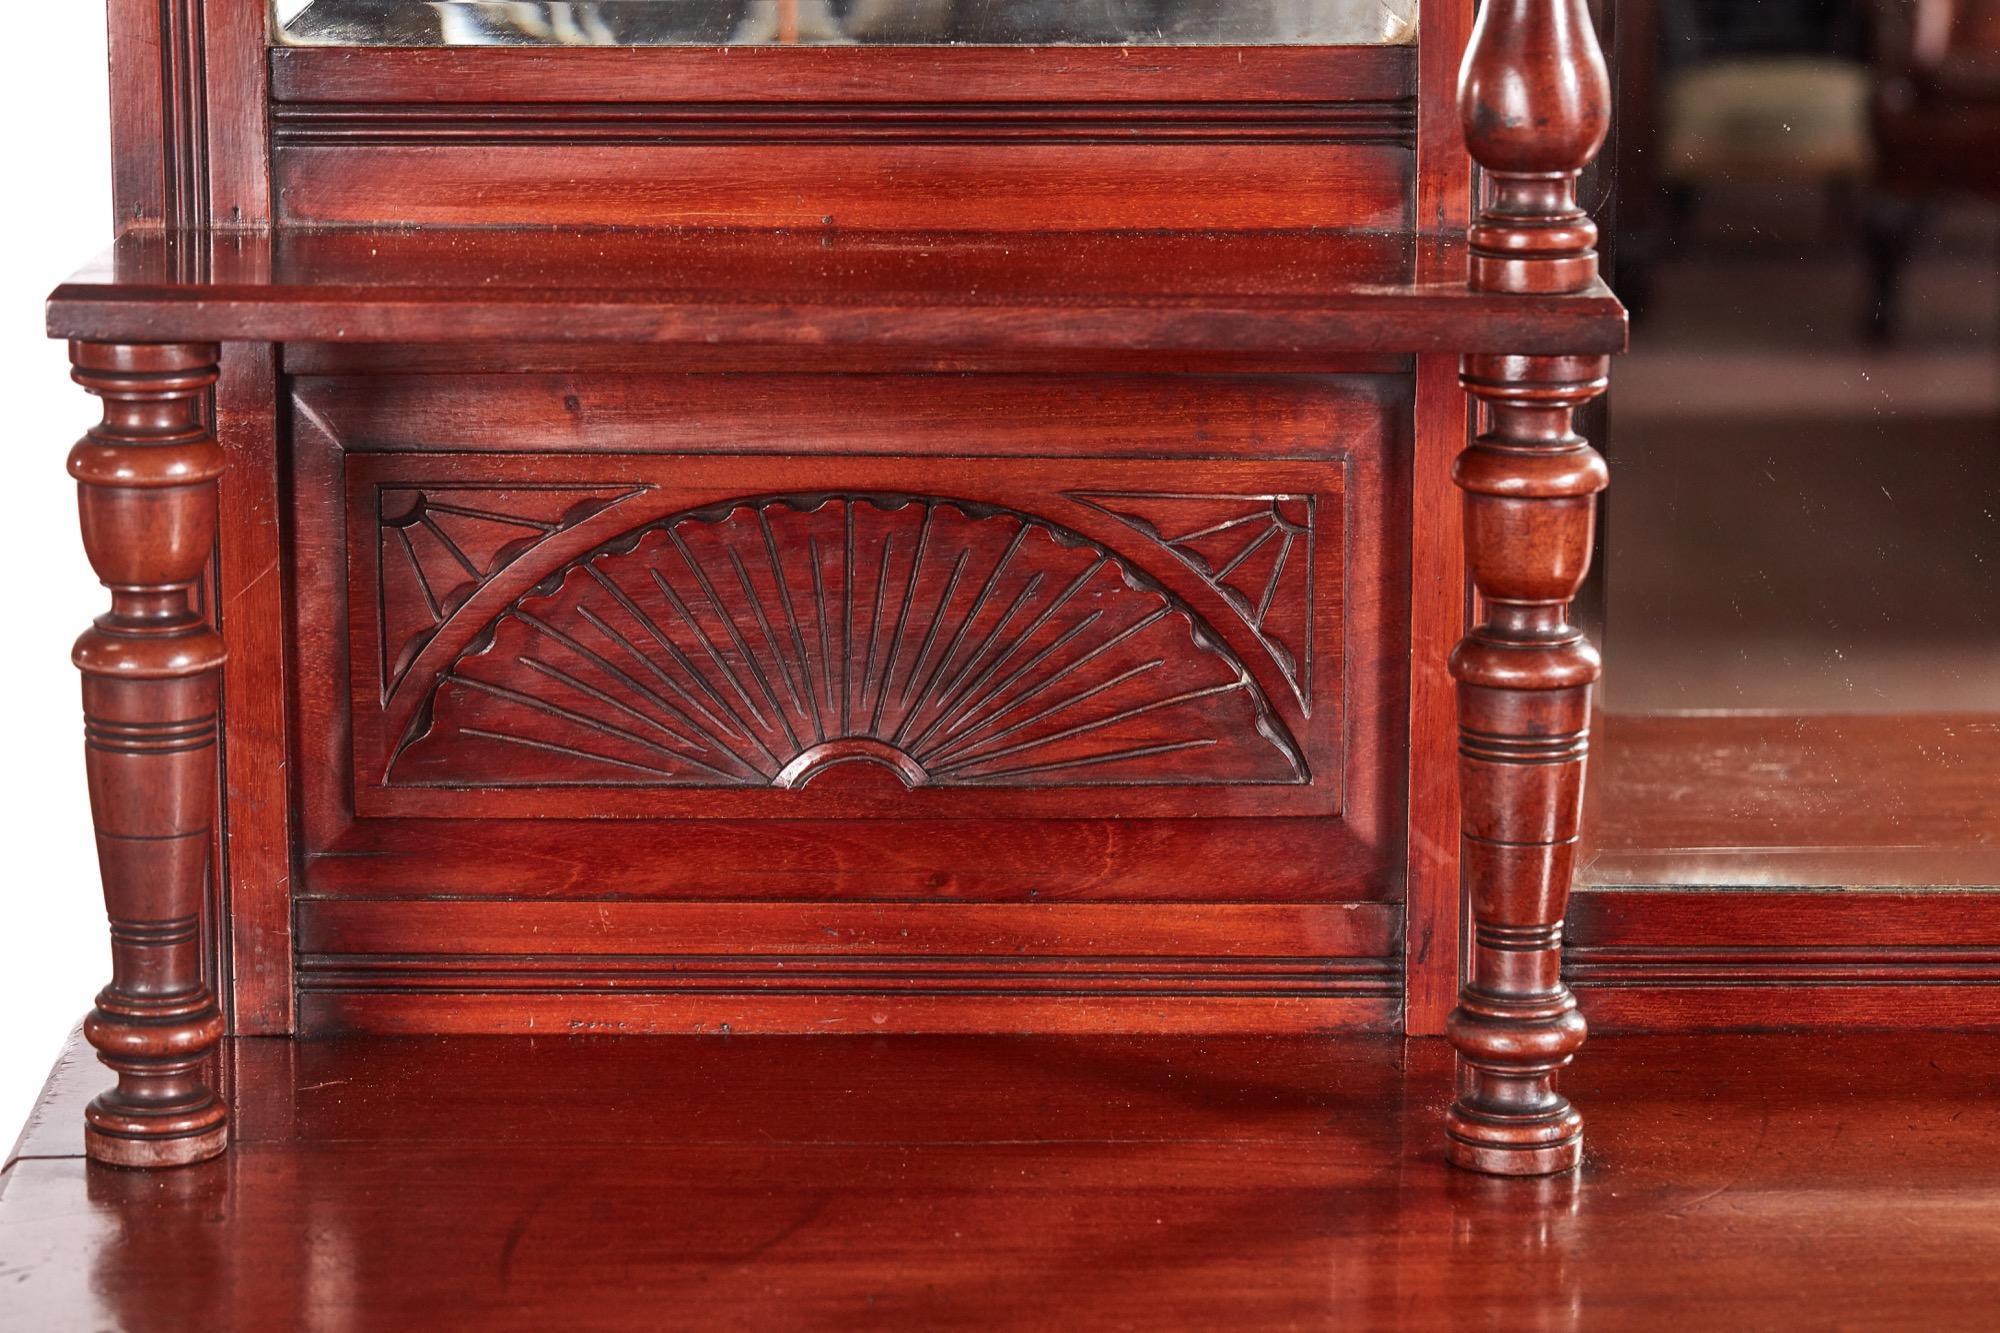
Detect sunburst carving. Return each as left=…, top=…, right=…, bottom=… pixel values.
left=1068, top=492, right=1314, bottom=709
left=375, top=484, right=643, bottom=697
left=392, top=494, right=1305, bottom=790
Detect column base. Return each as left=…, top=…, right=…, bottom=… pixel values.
left=86, top=1122, right=229, bottom=1169
left=1445, top=1094, right=1585, bottom=1176
left=1445, top=1128, right=1582, bottom=1177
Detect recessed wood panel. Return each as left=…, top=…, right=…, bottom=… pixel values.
left=274, top=141, right=1411, bottom=231
left=266, top=45, right=1414, bottom=231
left=286, top=369, right=1408, bottom=1033
left=301, top=816, right=1385, bottom=902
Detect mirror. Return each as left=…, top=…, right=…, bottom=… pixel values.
left=273, top=1, right=1418, bottom=46
left=1590, top=0, right=2000, bottom=891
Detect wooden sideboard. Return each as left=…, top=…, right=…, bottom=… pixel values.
left=47, top=0, right=1622, bottom=1176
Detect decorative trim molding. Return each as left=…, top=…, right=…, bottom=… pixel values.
left=161, top=0, right=210, bottom=229
left=1568, top=946, right=2000, bottom=988
left=298, top=953, right=1402, bottom=1001
left=272, top=99, right=1417, bottom=148
left=1566, top=889, right=2000, bottom=1030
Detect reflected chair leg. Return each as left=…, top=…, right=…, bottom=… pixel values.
left=70, top=341, right=229, bottom=1169
left=1863, top=195, right=1921, bottom=343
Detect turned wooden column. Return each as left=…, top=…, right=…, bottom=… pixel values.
left=70, top=342, right=229, bottom=1168
left=1446, top=0, right=1612, bottom=1175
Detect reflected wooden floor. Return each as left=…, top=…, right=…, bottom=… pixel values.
left=5, top=1030, right=1999, bottom=1328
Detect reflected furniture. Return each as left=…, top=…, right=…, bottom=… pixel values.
left=1869, top=0, right=2000, bottom=334
left=48, top=0, right=1622, bottom=1175
left=277, top=0, right=1420, bottom=46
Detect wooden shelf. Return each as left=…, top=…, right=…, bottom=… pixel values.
left=6, top=1026, right=1998, bottom=1325
left=48, top=227, right=1627, bottom=357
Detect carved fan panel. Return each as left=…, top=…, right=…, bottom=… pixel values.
left=391, top=495, right=1305, bottom=790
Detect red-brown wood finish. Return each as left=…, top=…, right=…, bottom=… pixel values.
left=45, top=1, right=1647, bottom=1180
left=1585, top=712, right=2000, bottom=891
left=68, top=342, right=230, bottom=1168
left=267, top=44, right=1417, bottom=107
left=1444, top=0, right=1614, bottom=1174
left=263, top=46, right=1418, bottom=232
left=212, top=344, right=295, bottom=1034
left=105, top=0, right=293, bottom=1038
left=1458, top=0, right=1611, bottom=297
left=1401, top=0, right=1478, bottom=1041
left=7, top=1026, right=2000, bottom=1328
left=282, top=369, right=1408, bottom=1036
left=1569, top=889, right=2000, bottom=1032
left=46, top=227, right=1626, bottom=358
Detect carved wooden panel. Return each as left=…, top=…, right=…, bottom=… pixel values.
left=393, top=494, right=1306, bottom=792
left=283, top=372, right=1405, bottom=1034
left=334, top=450, right=1346, bottom=821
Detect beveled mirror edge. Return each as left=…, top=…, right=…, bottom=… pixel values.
left=271, top=0, right=1421, bottom=49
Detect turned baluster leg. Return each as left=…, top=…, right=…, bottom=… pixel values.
left=1446, top=0, right=1613, bottom=1175
left=69, top=341, right=229, bottom=1169
left=1446, top=354, right=1607, bottom=1175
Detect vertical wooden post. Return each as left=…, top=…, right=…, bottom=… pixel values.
left=1447, top=0, right=1612, bottom=1175
left=70, top=341, right=229, bottom=1169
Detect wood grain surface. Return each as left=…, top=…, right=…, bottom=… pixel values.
left=5, top=1026, right=1998, bottom=1329
left=47, top=227, right=1627, bottom=356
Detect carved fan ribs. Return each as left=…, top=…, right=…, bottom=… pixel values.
left=393, top=495, right=1305, bottom=790
left=375, top=485, right=642, bottom=696
left=1070, top=492, right=1316, bottom=709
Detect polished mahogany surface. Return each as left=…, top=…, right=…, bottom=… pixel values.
left=47, top=0, right=1641, bottom=1178
left=1438, top=0, right=1612, bottom=1175
left=1587, top=712, right=2000, bottom=891
left=65, top=344, right=232, bottom=1169
left=46, top=227, right=1627, bottom=356
left=274, top=358, right=1410, bottom=1039
left=5, top=1027, right=1999, bottom=1328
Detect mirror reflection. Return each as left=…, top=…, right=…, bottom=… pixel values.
left=1591, top=0, right=2000, bottom=890
left=273, top=0, right=1418, bottom=46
